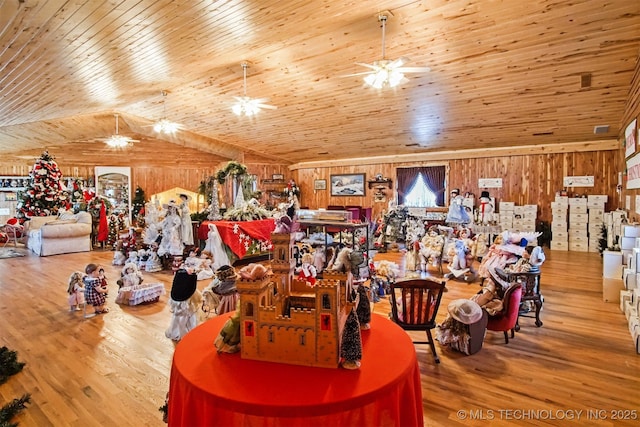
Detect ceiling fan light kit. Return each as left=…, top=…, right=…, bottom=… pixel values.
left=105, top=114, right=136, bottom=148
left=153, top=90, right=181, bottom=134
left=358, top=13, right=430, bottom=89
left=232, top=62, right=277, bottom=117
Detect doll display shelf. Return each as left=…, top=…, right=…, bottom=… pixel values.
left=115, top=283, right=166, bottom=305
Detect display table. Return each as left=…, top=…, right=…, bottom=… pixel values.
left=168, top=313, right=424, bottom=427
left=115, top=283, right=165, bottom=305
left=198, top=219, right=275, bottom=258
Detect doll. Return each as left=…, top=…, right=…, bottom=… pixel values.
left=137, top=248, right=149, bottom=271
left=312, top=246, right=326, bottom=274
left=177, top=193, right=194, bottom=246
left=205, top=223, right=231, bottom=269
left=165, top=269, right=203, bottom=341
left=158, top=201, right=183, bottom=257
left=120, top=262, right=144, bottom=288
left=446, top=188, right=471, bottom=224
left=214, top=301, right=241, bottom=353
left=98, top=267, right=109, bottom=297
left=418, top=226, right=445, bottom=270
left=295, top=253, right=317, bottom=286
left=207, top=265, right=239, bottom=315
left=238, top=263, right=268, bottom=280
left=145, top=243, right=163, bottom=273
left=67, top=271, right=85, bottom=311
left=196, top=250, right=215, bottom=281
left=446, top=239, right=475, bottom=281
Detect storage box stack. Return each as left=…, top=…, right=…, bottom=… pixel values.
left=605, top=210, right=627, bottom=250
left=621, top=224, right=640, bottom=263
left=550, top=196, right=568, bottom=251
left=512, top=205, right=537, bottom=232
left=619, top=276, right=640, bottom=353
left=498, top=201, right=514, bottom=229
left=587, top=195, right=606, bottom=253
left=568, top=197, right=588, bottom=252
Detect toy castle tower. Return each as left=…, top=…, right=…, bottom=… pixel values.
left=236, top=232, right=353, bottom=368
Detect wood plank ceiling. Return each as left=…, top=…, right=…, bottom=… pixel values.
left=0, top=0, right=638, bottom=166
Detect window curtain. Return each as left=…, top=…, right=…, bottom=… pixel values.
left=396, top=166, right=446, bottom=206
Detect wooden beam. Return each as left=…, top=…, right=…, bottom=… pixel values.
left=288, top=140, right=620, bottom=170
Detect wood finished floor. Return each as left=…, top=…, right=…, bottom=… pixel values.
left=0, top=246, right=638, bottom=426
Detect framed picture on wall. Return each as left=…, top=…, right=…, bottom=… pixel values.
left=272, top=174, right=284, bottom=181
left=625, top=119, right=637, bottom=158
left=330, top=174, right=365, bottom=196
left=314, top=179, right=327, bottom=190
left=5, top=192, right=17, bottom=201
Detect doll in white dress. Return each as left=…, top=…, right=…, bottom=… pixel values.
left=165, top=270, right=202, bottom=341
left=158, top=201, right=183, bottom=257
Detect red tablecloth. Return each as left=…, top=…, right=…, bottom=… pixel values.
left=168, top=313, right=424, bottom=427
left=198, top=219, right=275, bottom=258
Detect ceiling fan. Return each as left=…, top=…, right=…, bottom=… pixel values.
left=348, top=13, right=431, bottom=89
left=231, top=62, right=277, bottom=117
left=99, top=114, right=139, bottom=147
left=152, top=90, right=183, bottom=134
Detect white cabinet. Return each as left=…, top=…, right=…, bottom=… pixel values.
left=95, top=167, right=131, bottom=222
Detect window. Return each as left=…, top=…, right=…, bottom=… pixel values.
left=397, top=166, right=445, bottom=207
left=245, top=302, right=254, bottom=316
left=322, top=294, right=331, bottom=309
left=404, top=173, right=437, bottom=207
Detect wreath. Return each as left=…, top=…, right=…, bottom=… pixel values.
left=215, top=161, right=248, bottom=184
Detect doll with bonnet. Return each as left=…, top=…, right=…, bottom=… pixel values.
left=120, top=262, right=144, bottom=288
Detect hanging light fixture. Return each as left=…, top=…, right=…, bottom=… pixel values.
left=231, top=62, right=277, bottom=117
left=153, top=90, right=181, bottom=134
left=105, top=114, right=137, bottom=148
left=349, top=13, right=430, bottom=89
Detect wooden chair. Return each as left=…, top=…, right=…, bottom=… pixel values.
left=389, top=278, right=446, bottom=363
left=0, top=223, right=21, bottom=248
left=506, top=271, right=543, bottom=330
left=486, top=283, right=522, bottom=344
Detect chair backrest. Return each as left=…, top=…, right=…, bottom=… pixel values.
left=390, top=278, right=446, bottom=329
left=501, top=283, right=523, bottom=325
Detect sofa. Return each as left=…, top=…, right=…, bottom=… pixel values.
left=26, top=211, right=92, bottom=256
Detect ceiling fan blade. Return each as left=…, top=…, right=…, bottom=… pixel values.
left=397, top=66, right=432, bottom=73
left=354, top=62, right=380, bottom=71
left=387, top=57, right=409, bottom=69
left=256, top=104, right=278, bottom=110
left=341, top=71, right=376, bottom=77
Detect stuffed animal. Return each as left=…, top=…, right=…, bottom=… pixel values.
left=112, top=241, right=126, bottom=266
left=329, top=247, right=365, bottom=276
left=125, top=250, right=139, bottom=265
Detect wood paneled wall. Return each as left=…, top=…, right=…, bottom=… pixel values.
left=0, top=139, right=290, bottom=205
left=293, top=149, right=622, bottom=223
left=620, top=48, right=640, bottom=220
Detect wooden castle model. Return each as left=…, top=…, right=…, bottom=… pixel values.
left=236, top=232, right=354, bottom=368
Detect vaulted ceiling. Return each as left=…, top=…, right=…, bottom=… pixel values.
left=0, top=0, right=638, bottom=167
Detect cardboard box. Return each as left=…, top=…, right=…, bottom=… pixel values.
left=603, top=278, right=625, bottom=303
left=569, top=197, right=588, bottom=206
left=621, top=236, right=637, bottom=250
left=623, top=225, right=640, bottom=238
left=587, top=195, right=608, bottom=204
left=569, top=242, right=589, bottom=252
left=551, top=202, right=568, bottom=210
left=603, top=250, right=623, bottom=278
left=552, top=230, right=568, bottom=240
left=620, top=290, right=634, bottom=312
left=569, top=205, right=588, bottom=214
left=550, top=241, right=568, bottom=251
left=569, top=213, right=588, bottom=222
left=499, top=201, right=515, bottom=211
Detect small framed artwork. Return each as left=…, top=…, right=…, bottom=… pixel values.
left=314, top=179, right=327, bottom=190
left=272, top=174, right=284, bottom=181
left=5, top=192, right=17, bottom=201
left=330, top=173, right=366, bottom=196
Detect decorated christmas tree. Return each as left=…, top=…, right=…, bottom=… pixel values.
left=131, top=185, right=146, bottom=226
left=18, top=151, right=69, bottom=217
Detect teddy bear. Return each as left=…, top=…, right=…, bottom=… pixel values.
left=112, top=241, right=126, bottom=266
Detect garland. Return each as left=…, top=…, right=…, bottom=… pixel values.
left=215, top=161, right=247, bottom=184
left=0, top=347, right=29, bottom=426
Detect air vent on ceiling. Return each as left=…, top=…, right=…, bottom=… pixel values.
left=581, top=73, right=592, bottom=89
left=594, top=125, right=609, bottom=134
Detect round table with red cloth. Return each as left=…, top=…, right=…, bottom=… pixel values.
left=168, top=313, right=424, bottom=427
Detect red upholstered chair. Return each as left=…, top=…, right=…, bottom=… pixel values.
left=486, top=283, right=522, bottom=344
left=389, top=278, right=446, bottom=363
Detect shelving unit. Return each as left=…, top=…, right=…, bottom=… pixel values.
left=0, top=176, right=29, bottom=192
